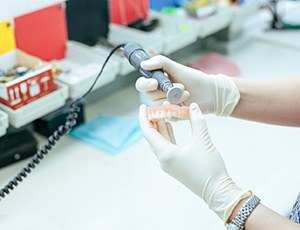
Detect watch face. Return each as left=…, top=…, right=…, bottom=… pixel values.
left=226, top=223, right=238, bottom=230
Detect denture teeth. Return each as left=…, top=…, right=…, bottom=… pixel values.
left=147, top=105, right=189, bottom=121
left=172, top=111, right=178, bottom=118
left=151, top=112, right=155, bottom=120
left=151, top=113, right=155, bottom=120
left=167, top=111, right=172, bottom=118
left=156, top=111, right=160, bottom=118
left=177, top=112, right=182, bottom=119
left=154, top=112, right=160, bottom=119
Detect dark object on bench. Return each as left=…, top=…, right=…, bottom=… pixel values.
left=0, top=130, right=38, bottom=168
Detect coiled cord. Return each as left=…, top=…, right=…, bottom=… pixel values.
left=0, top=43, right=126, bottom=201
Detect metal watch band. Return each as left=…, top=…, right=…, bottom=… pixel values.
left=229, top=195, right=261, bottom=230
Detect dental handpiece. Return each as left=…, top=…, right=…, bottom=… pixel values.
left=123, top=42, right=183, bottom=104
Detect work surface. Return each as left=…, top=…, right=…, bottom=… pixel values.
left=1, top=36, right=300, bottom=229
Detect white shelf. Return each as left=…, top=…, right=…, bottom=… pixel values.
left=227, top=1, right=260, bottom=38
left=0, top=110, right=9, bottom=137
left=197, top=7, right=234, bottom=38
left=252, top=30, right=300, bottom=52
left=56, top=41, right=120, bottom=98
left=147, top=11, right=199, bottom=54
left=98, top=23, right=164, bottom=75
left=0, top=81, right=68, bottom=128
left=92, top=44, right=133, bottom=76
left=108, top=24, right=164, bottom=54
left=153, top=2, right=259, bottom=41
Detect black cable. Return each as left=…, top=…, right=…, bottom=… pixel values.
left=0, top=43, right=126, bottom=202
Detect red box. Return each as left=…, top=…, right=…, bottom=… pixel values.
left=0, top=51, right=56, bottom=110
left=110, top=0, right=149, bottom=25
left=14, top=3, right=68, bottom=61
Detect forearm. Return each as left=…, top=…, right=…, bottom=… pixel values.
left=228, top=199, right=300, bottom=230
left=231, top=78, right=300, bottom=126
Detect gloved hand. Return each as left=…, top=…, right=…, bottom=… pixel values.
left=136, top=55, right=240, bottom=116
left=139, top=102, right=251, bottom=222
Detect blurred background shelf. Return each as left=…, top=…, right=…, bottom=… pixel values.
left=251, top=29, right=300, bottom=52
left=108, top=23, right=164, bottom=54
left=146, top=10, right=199, bottom=54
left=196, top=7, right=235, bottom=38
left=92, top=44, right=133, bottom=76
left=56, top=41, right=120, bottom=99
left=91, top=23, right=165, bottom=76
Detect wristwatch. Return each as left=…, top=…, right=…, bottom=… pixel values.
left=226, top=195, right=261, bottom=230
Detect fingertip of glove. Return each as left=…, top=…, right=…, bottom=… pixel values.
left=141, top=60, right=150, bottom=69
left=136, top=77, right=158, bottom=92
left=139, top=103, right=147, bottom=112
left=147, top=78, right=158, bottom=89
left=190, top=103, right=199, bottom=112
left=189, top=103, right=204, bottom=116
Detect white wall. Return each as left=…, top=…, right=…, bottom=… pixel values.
left=0, top=0, right=65, bottom=21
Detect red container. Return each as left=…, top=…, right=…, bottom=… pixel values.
left=0, top=50, right=56, bottom=110
left=110, top=0, right=149, bottom=25
left=14, top=3, right=68, bottom=61
left=0, top=66, right=55, bottom=110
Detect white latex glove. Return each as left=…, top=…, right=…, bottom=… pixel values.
left=139, top=102, right=251, bottom=222
left=136, top=55, right=240, bottom=116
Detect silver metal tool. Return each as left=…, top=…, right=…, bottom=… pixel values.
left=123, top=42, right=183, bottom=104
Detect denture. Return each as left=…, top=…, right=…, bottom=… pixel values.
left=147, top=104, right=189, bottom=121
